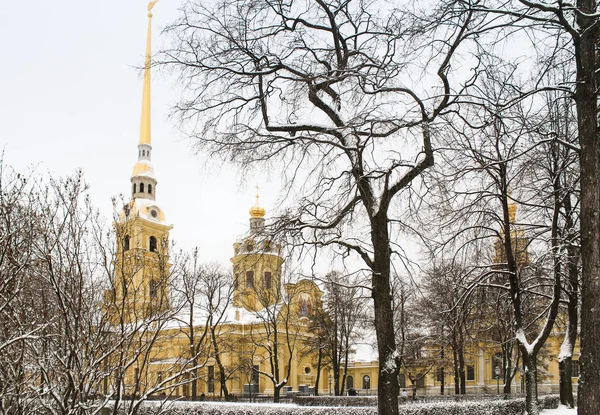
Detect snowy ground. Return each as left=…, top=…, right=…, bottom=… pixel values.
left=541, top=406, right=577, bottom=415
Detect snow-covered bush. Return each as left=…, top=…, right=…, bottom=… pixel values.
left=539, top=394, right=560, bottom=410
left=117, top=401, right=377, bottom=415
left=108, top=394, right=560, bottom=414
left=293, top=396, right=377, bottom=407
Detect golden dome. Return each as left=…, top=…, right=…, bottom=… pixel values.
left=249, top=190, right=266, bottom=218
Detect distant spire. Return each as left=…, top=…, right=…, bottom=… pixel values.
left=139, top=1, right=159, bottom=146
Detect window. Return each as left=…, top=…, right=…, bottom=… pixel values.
left=246, top=271, right=254, bottom=288
left=149, top=280, right=159, bottom=298
left=416, top=373, right=425, bottom=388
left=436, top=367, right=444, bottom=382
left=207, top=366, right=215, bottom=393
left=399, top=374, right=406, bottom=388
left=133, top=183, right=137, bottom=194
left=572, top=360, right=580, bottom=378
left=149, top=236, right=157, bottom=252
left=467, top=365, right=475, bottom=381
left=123, top=235, right=130, bottom=251
left=148, top=184, right=152, bottom=194
left=347, top=376, right=354, bottom=389
left=492, top=353, right=504, bottom=379
left=362, top=375, right=371, bottom=390
left=157, top=371, right=163, bottom=384
left=234, top=274, right=239, bottom=289
left=251, top=365, right=260, bottom=388
left=264, top=272, right=272, bottom=289
left=140, top=183, right=145, bottom=193
left=300, top=302, right=309, bottom=316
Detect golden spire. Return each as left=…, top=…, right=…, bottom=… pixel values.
left=139, top=1, right=159, bottom=146
left=249, top=185, right=266, bottom=218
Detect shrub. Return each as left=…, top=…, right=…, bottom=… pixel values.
left=107, top=394, right=560, bottom=414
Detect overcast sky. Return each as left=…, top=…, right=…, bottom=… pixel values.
left=0, top=1, right=283, bottom=266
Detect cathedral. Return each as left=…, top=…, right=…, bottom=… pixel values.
left=104, top=3, right=579, bottom=400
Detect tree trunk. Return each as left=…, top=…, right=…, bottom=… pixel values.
left=559, top=192, right=579, bottom=408
left=452, top=339, right=460, bottom=395
left=211, top=327, right=230, bottom=400
left=314, top=348, right=322, bottom=396
left=559, top=357, right=574, bottom=408
left=523, top=353, right=540, bottom=415
left=576, top=1, right=600, bottom=414
left=458, top=349, right=466, bottom=395
left=503, top=345, right=513, bottom=395
left=371, top=217, right=400, bottom=415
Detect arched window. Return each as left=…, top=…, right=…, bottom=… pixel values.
left=123, top=235, right=130, bottom=251
left=362, top=375, right=371, bottom=390
left=264, top=272, right=272, bottom=289
left=346, top=376, right=354, bottom=389
left=246, top=271, right=254, bottom=288
left=149, top=236, right=157, bottom=252
left=148, top=184, right=152, bottom=194
left=140, top=183, right=145, bottom=193
left=133, top=183, right=136, bottom=194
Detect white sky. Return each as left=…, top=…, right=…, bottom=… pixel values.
left=0, top=1, right=282, bottom=266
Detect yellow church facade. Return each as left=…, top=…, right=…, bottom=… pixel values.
left=103, top=2, right=579, bottom=401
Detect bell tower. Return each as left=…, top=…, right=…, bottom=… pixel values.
left=110, top=1, right=173, bottom=323
left=231, top=191, right=284, bottom=311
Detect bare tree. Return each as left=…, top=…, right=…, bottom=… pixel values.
left=162, top=0, right=483, bottom=411
left=313, top=271, right=366, bottom=396
left=172, top=253, right=235, bottom=400
left=0, top=162, right=48, bottom=414
left=420, top=263, right=476, bottom=395
left=241, top=274, right=307, bottom=402
left=441, top=1, right=597, bottom=412
left=422, top=59, right=564, bottom=413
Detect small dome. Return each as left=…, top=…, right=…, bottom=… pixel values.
left=249, top=204, right=266, bottom=218
left=249, top=190, right=266, bottom=218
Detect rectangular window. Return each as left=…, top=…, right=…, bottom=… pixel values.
left=208, top=366, right=215, bottom=393
left=157, top=371, right=163, bottom=384
left=234, top=274, right=239, bottom=289
left=264, top=272, right=272, bottom=289
left=467, top=365, right=475, bottom=381
left=251, top=365, right=260, bottom=388
left=246, top=271, right=254, bottom=288
left=572, top=360, right=580, bottom=378
left=436, top=367, right=444, bottom=382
